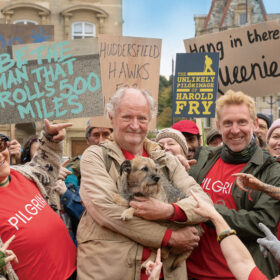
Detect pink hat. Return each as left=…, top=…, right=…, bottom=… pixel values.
left=172, top=120, right=200, bottom=135
left=267, top=119, right=280, bottom=142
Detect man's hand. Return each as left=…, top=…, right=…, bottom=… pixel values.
left=0, top=235, right=18, bottom=268
left=44, top=119, right=72, bottom=142
left=257, top=223, right=280, bottom=263
left=191, top=190, right=217, bottom=220
left=58, top=159, right=72, bottom=181
left=146, top=248, right=162, bottom=280
left=167, top=226, right=200, bottom=254
left=176, top=155, right=197, bottom=172
left=54, top=180, right=68, bottom=196
left=130, top=196, right=174, bottom=220
left=7, top=140, right=21, bottom=164
left=232, top=173, right=263, bottom=192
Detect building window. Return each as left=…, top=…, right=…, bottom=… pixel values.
left=238, top=13, right=247, bottom=25
left=13, top=20, right=38, bottom=25
left=204, top=118, right=211, bottom=128
left=72, top=22, right=95, bottom=39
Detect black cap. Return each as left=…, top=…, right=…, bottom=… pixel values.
left=0, top=134, right=10, bottom=141
left=257, top=113, right=272, bottom=128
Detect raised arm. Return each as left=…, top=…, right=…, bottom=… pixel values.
left=191, top=191, right=256, bottom=280
left=233, top=173, right=280, bottom=201
left=13, top=119, right=72, bottom=208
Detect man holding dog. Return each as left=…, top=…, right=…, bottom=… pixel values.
left=187, top=90, right=280, bottom=279
left=76, top=87, right=212, bottom=280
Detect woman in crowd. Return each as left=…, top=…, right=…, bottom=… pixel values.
left=266, top=119, right=280, bottom=158
left=155, top=128, right=196, bottom=171
left=0, top=119, right=76, bottom=280
left=20, top=135, right=39, bottom=164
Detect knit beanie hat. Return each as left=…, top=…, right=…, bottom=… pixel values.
left=257, top=113, right=272, bottom=129
left=155, top=128, right=188, bottom=157
left=206, top=128, right=221, bottom=145
left=267, top=119, right=280, bottom=142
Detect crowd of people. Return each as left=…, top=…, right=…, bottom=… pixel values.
left=1, top=87, right=280, bottom=280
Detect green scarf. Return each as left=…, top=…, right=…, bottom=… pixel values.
left=221, top=138, right=257, bottom=164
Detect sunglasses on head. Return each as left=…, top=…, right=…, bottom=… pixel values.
left=0, top=135, right=9, bottom=153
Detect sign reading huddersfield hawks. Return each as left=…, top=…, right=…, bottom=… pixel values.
left=173, top=53, right=219, bottom=118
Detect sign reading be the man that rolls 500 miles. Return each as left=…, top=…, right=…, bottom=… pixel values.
left=173, top=52, right=219, bottom=118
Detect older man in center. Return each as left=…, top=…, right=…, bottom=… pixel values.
left=76, top=87, right=212, bottom=280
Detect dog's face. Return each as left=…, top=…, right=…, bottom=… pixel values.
left=120, top=156, right=161, bottom=196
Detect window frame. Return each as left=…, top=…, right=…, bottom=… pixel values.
left=72, top=21, right=96, bottom=39
left=13, top=19, right=38, bottom=25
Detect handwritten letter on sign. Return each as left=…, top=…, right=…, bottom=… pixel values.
left=97, top=35, right=162, bottom=129
left=173, top=53, right=219, bottom=118
left=184, top=21, right=280, bottom=97
left=0, top=39, right=103, bottom=124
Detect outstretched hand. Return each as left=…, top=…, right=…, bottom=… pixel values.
left=190, top=190, right=216, bottom=220
left=44, top=119, right=72, bottom=142
left=0, top=235, right=18, bottom=269
left=58, top=159, right=72, bottom=181
left=145, top=248, right=162, bottom=280
left=232, top=173, right=263, bottom=192
left=257, top=223, right=280, bottom=263
left=176, top=155, right=197, bottom=172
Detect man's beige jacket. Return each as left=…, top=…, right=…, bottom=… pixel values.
left=77, top=137, right=212, bottom=280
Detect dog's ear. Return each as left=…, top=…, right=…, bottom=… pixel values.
left=120, top=160, right=132, bottom=175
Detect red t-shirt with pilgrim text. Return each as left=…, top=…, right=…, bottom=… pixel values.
left=187, top=158, right=246, bottom=280
left=0, top=169, right=76, bottom=280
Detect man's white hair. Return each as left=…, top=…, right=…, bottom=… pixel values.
left=106, top=87, right=157, bottom=119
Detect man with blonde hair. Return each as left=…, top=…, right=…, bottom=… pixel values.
left=187, top=90, right=280, bottom=279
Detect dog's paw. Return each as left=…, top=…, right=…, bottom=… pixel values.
left=121, top=208, right=134, bottom=220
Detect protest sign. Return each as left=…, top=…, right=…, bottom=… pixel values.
left=97, top=34, right=162, bottom=129
left=0, top=38, right=103, bottom=124
left=0, top=24, right=54, bottom=47
left=184, top=20, right=280, bottom=97
left=173, top=53, right=219, bottom=118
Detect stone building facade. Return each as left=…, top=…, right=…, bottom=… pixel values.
left=0, top=0, right=122, bottom=157
left=193, top=0, right=280, bottom=133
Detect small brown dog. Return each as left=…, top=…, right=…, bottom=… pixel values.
left=113, top=156, right=201, bottom=270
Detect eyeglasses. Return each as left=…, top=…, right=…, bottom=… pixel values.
left=0, top=136, right=9, bottom=153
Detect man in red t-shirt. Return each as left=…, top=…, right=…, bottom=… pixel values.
left=187, top=90, right=280, bottom=279
left=77, top=87, right=212, bottom=280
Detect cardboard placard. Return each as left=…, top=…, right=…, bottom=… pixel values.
left=184, top=20, right=280, bottom=97
left=0, top=24, right=54, bottom=47
left=0, top=38, right=103, bottom=124
left=173, top=53, right=219, bottom=118
left=96, top=35, right=162, bottom=129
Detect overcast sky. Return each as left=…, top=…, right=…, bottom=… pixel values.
left=123, top=0, right=280, bottom=77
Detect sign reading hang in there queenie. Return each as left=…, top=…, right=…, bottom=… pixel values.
left=0, top=38, right=103, bottom=124
left=184, top=20, right=280, bottom=97
left=96, top=35, right=162, bottom=129
left=173, top=53, right=219, bottom=118
left=0, top=24, right=54, bottom=47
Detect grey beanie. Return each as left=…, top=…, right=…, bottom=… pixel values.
left=156, top=128, right=188, bottom=157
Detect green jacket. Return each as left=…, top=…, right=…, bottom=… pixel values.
left=189, top=145, right=280, bottom=279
